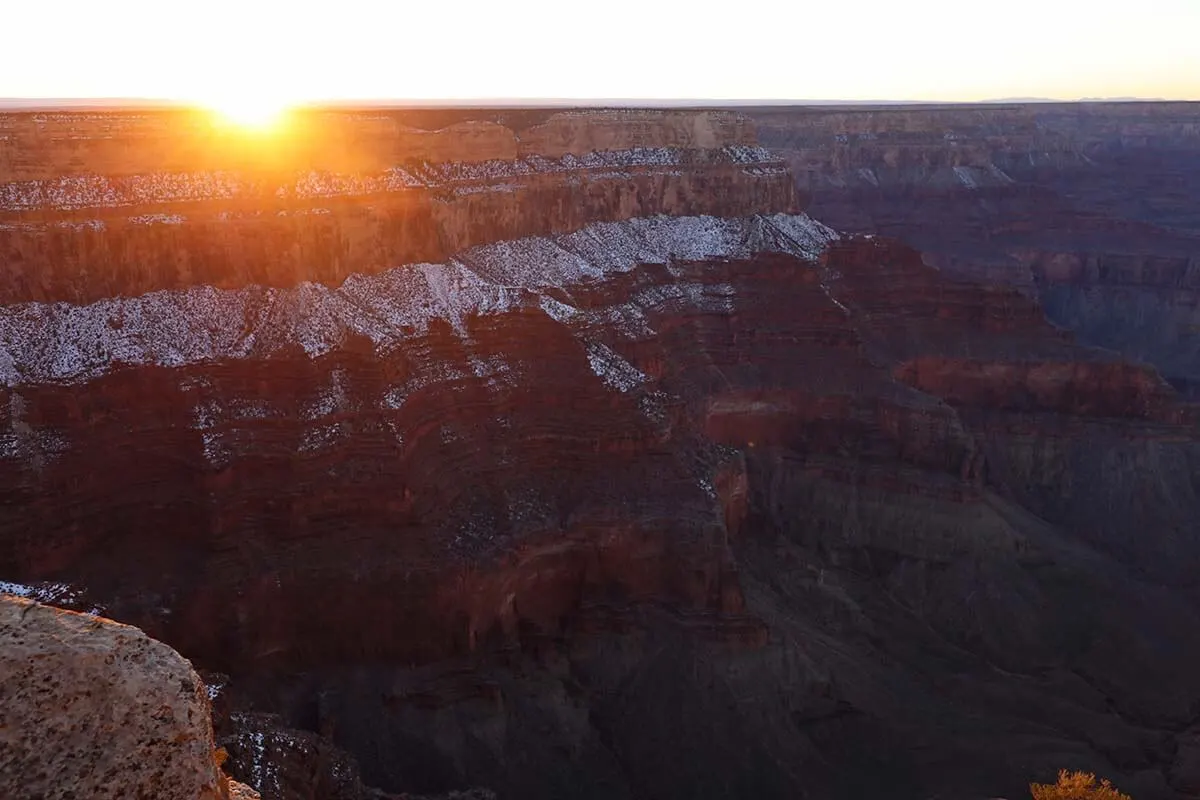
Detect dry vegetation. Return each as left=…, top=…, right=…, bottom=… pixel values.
left=1031, top=770, right=1133, bottom=800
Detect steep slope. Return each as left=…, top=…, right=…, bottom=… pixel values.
left=0, top=109, right=790, bottom=304
left=751, top=102, right=1200, bottom=394
left=1, top=106, right=1198, bottom=800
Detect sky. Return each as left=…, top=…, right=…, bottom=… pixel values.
left=3, top=0, right=1198, bottom=105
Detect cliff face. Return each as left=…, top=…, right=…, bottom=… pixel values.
left=0, top=108, right=792, bottom=304
left=751, top=102, right=1200, bottom=391
left=1, top=106, right=1199, bottom=800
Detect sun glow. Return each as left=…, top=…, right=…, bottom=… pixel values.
left=205, top=96, right=292, bottom=131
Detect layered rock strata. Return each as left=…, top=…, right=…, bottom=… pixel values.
left=0, top=110, right=789, bottom=304
left=0, top=106, right=1198, bottom=800
left=751, top=101, right=1200, bottom=391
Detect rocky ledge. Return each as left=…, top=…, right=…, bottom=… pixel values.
left=0, top=594, right=255, bottom=800
left=0, top=109, right=792, bottom=304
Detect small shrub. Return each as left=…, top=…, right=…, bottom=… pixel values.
left=1031, top=769, right=1132, bottom=800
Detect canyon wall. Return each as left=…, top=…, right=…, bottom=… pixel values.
left=0, top=108, right=790, bottom=303
left=751, top=101, right=1200, bottom=390
left=1, top=105, right=1198, bottom=800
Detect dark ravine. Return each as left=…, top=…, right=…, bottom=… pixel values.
left=1, top=105, right=1198, bottom=800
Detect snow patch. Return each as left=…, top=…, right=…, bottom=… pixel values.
left=539, top=296, right=579, bottom=323
left=304, top=368, right=349, bottom=420
left=1, top=147, right=785, bottom=211
left=129, top=214, right=185, bottom=225
left=953, top=166, right=980, bottom=189
left=229, top=718, right=283, bottom=796
left=0, top=213, right=837, bottom=387
left=585, top=341, right=646, bottom=393
left=763, top=213, right=841, bottom=260
left=0, top=580, right=98, bottom=613
left=299, top=422, right=344, bottom=453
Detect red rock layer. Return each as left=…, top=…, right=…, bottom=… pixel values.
left=751, top=101, right=1200, bottom=395
left=3, top=231, right=1200, bottom=799
left=0, top=108, right=755, bottom=178
left=815, top=238, right=1187, bottom=423
left=0, top=109, right=787, bottom=305
left=4, top=105, right=1200, bottom=800
left=0, top=161, right=793, bottom=304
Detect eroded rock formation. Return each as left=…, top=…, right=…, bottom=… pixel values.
left=0, top=104, right=1198, bottom=800
left=752, top=101, right=1200, bottom=392
left=0, top=109, right=792, bottom=304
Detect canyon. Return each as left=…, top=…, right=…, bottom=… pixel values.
left=753, top=102, right=1200, bottom=395
left=0, top=103, right=1198, bottom=800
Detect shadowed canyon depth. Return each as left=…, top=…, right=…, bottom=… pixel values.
left=1, top=103, right=1199, bottom=800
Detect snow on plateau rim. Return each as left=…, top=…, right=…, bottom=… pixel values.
left=0, top=213, right=838, bottom=387
left=0, top=145, right=782, bottom=211
left=0, top=580, right=103, bottom=615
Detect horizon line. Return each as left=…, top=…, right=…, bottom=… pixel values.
left=0, top=95, right=1189, bottom=111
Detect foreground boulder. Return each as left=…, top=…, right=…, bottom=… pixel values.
left=0, top=595, right=256, bottom=800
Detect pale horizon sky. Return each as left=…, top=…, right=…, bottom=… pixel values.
left=3, top=0, right=1198, bottom=105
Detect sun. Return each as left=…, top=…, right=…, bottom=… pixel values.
left=205, top=96, right=292, bottom=131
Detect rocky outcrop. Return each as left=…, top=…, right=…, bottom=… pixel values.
left=1, top=105, right=1199, bottom=800
left=751, top=101, right=1200, bottom=391
left=0, top=594, right=256, bottom=800
left=0, top=109, right=791, bottom=304
left=4, top=222, right=1197, bottom=800
left=516, top=110, right=756, bottom=157
left=0, top=212, right=833, bottom=675
left=216, top=711, right=497, bottom=800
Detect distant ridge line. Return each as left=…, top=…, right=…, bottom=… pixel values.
left=0, top=96, right=1191, bottom=112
